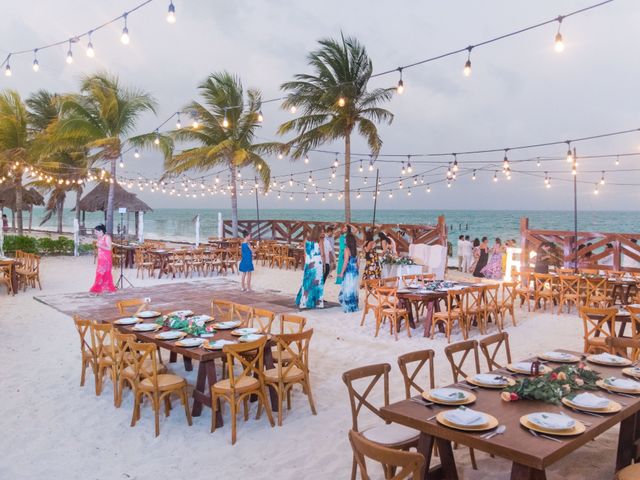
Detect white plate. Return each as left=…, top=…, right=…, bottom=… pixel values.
left=213, top=321, right=241, bottom=330
left=473, top=373, right=508, bottom=386
left=232, top=327, right=259, bottom=336
left=443, top=408, right=487, bottom=427
left=239, top=333, right=265, bottom=342
left=540, top=351, right=580, bottom=362
left=190, top=314, right=213, bottom=323
left=155, top=330, right=184, bottom=340
left=527, top=412, right=575, bottom=431
left=168, top=310, right=193, bottom=317
left=206, top=339, right=237, bottom=350
left=136, top=310, right=161, bottom=318
left=132, top=323, right=158, bottom=332
left=430, top=388, right=468, bottom=402
left=114, top=317, right=138, bottom=325
left=176, top=338, right=205, bottom=347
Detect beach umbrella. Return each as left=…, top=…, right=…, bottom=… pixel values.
left=195, top=215, right=200, bottom=247
left=217, top=212, right=223, bottom=239
left=138, top=211, right=144, bottom=243
left=73, top=218, right=79, bottom=257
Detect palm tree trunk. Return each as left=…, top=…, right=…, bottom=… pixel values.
left=57, top=194, right=64, bottom=233
left=344, top=133, right=351, bottom=223
left=230, top=162, right=239, bottom=238
left=106, top=157, right=116, bottom=235
left=75, top=186, right=82, bottom=224
left=15, top=176, right=23, bottom=235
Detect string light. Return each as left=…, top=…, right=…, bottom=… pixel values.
left=536, top=158, right=541, bottom=167
left=594, top=183, right=599, bottom=195
left=452, top=154, right=458, bottom=172
left=615, top=156, right=620, bottom=166
left=66, top=40, right=74, bottom=64
left=277, top=153, right=284, bottom=160
left=337, top=97, right=346, bottom=107
left=121, top=14, right=130, bottom=45
left=257, top=110, right=264, bottom=122
left=503, top=149, right=510, bottom=173
left=119, top=156, right=124, bottom=168
left=407, top=156, right=413, bottom=173
left=401, top=162, right=406, bottom=176
left=472, top=170, right=476, bottom=181
left=493, top=171, right=498, bottom=182
left=32, top=50, right=39, bottom=72
left=154, top=131, right=160, bottom=145
left=426, top=184, right=431, bottom=193
left=176, top=114, right=181, bottom=129
left=566, top=142, right=573, bottom=163
left=396, top=68, right=404, bottom=94
left=359, top=160, right=363, bottom=173
left=463, top=46, right=472, bottom=77
left=222, top=112, right=229, bottom=128
left=86, top=31, right=95, bottom=58
left=554, top=16, right=565, bottom=53
left=600, top=171, right=605, bottom=185
left=446, top=163, right=452, bottom=178
left=134, top=149, right=140, bottom=159
left=289, top=106, right=296, bottom=114
left=167, top=1, right=176, bottom=23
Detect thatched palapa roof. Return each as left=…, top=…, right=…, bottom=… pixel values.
left=0, top=185, right=45, bottom=211
left=76, top=182, right=152, bottom=213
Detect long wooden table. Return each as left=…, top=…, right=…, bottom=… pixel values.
left=0, top=258, right=19, bottom=293
left=381, top=350, right=640, bottom=479
left=103, top=312, right=277, bottom=428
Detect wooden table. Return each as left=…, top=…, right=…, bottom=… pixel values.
left=147, top=249, right=173, bottom=278
left=609, top=278, right=638, bottom=305
left=0, top=258, right=19, bottom=294
left=396, top=290, right=446, bottom=336
left=104, top=313, right=277, bottom=428
left=381, top=350, right=640, bottom=479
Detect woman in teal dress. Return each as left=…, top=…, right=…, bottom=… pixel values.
left=338, top=230, right=359, bottom=313
left=296, top=226, right=325, bottom=309
left=335, top=226, right=347, bottom=285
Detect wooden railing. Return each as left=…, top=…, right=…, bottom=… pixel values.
left=221, top=216, right=447, bottom=253
left=520, top=217, right=640, bottom=272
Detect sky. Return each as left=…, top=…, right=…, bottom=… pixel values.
left=2, top=0, right=639, bottom=211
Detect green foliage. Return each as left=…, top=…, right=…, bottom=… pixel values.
left=2, top=235, right=39, bottom=254
left=503, top=364, right=601, bottom=404
left=2, top=234, right=82, bottom=255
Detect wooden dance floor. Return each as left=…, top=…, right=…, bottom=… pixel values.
left=35, top=278, right=339, bottom=321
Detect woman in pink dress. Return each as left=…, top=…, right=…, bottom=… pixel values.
left=90, top=224, right=117, bottom=294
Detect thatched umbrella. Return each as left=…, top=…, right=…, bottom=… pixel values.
left=0, top=185, right=45, bottom=231
left=76, top=182, right=152, bottom=236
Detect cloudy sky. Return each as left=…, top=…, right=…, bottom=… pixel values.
left=2, top=0, right=639, bottom=211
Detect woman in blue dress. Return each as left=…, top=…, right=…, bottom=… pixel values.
left=296, top=226, right=325, bottom=309
left=338, top=230, right=359, bottom=313
left=239, top=230, right=254, bottom=292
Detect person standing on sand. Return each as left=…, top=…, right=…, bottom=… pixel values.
left=296, top=226, right=325, bottom=309
left=338, top=229, right=359, bottom=313
left=473, top=237, right=490, bottom=277
left=336, top=223, right=358, bottom=285
left=322, top=226, right=335, bottom=283
left=239, top=230, right=254, bottom=292
left=90, top=224, right=117, bottom=294
left=457, top=235, right=465, bottom=270
left=469, top=238, right=481, bottom=274
left=481, top=238, right=505, bottom=279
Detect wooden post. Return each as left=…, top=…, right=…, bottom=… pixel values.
left=613, top=239, right=621, bottom=272
left=520, top=217, right=529, bottom=271
left=437, top=215, right=447, bottom=246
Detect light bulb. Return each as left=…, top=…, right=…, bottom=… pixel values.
left=554, top=32, right=564, bottom=53
left=600, top=172, right=605, bottom=185
left=257, top=110, right=263, bottom=122
left=4, top=63, right=10, bottom=77
left=304, top=155, right=309, bottom=164
left=32, top=59, right=39, bottom=72
left=594, top=184, right=599, bottom=195
left=86, top=42, right=95, bottom=58
left=396, top=79, right=404, bottom=95
left=337, top=97, right=345, bottom=107
left=66, top=48, right=73, bottom=64
left=407, top=162, right=412, bottom=173
left=119, top=160, right=124, bottom=168
left=278, top=153, right=283, bottom=160
left=121, top=16, right=130, bottom=45
left=359, top=161, right=363, bottom=172
left=154, top=133, right=160, bottom=145
left=369, top=160, right=374, bottom=171
left=176, top=117, right=181, bottom=129
left=222, top=116, right=229, bottom=128
left=192, top=119, right=199, bottom=129
left=493, top=172, right=498, bottom=182
left=472, top=170, right=476, bottom=181
left=536, top=159, right=541, bottom=167
left=134, top=149, right=140, bottom=159
left=289, top=106, right=296, bottom=114
left=452, top=159, right=458, bottom=172
left=427, top=185, right=431, bottom=193
left=463, top=60, right=471, bottom=77
left=447, top=180, right=452, bottom=188
left=566, top=148, right=573, bottom=163
left=167, top=1, right=176, bottom=23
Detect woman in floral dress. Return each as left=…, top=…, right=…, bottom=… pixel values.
left=362, top=229, right=381, bottom=280
left=90, top=224, right=117, bottom=294
left=296, top=226, right=325, bottom=309
left=481, top=238, right=505, bottom=279
left=338, top=230, right=359, bottom=313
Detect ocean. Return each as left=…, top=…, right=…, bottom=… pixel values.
left=12, top=207, right=640, bottom=244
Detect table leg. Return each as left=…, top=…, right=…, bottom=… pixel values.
left=183, top=356, right=193, bottom=372
left=433, top=439, right=458, bottom=480
left=264, top=344, right=278, bottom=411
left=618, top=321, right=628, bottom=338
left=612, top=285, right=621, bottom=305
left=510, top=463, right=547, bottom=480
left=616, top=413, right=637, bottom=470
left=11, top=265, right=18, bottom=294
left=423, top=300, right=435, bottom=337
left=192, top=360, right=223, bottom=427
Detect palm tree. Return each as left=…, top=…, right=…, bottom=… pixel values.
left=164, top=72, right=280, bottom=237
left=278, top=34, right=394, bottom=222
left=0, top=90, right=33, bottom=235
left=55, top=72, right=163, bottom=234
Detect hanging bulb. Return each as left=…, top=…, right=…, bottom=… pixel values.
left=167, top=1, right=176, bottom=23
left=304, top=155, right=309, bottom=164
left=154, top=132, right=160, bottom=145
left=308, top=172, right=313, bottom=183
left=66, top=41, right=74, bottom=64
left=446, top=164, right=452, bottom=178
left=192, top=118, right=199, bottom=129
left=119, top=158, right=124, bottom=169
left=472, top=170, right=476, bottom=181
left=463, top=46, right=473, bottom=77
left=426, top=184, right=431, bottom=193
left=503, top=152, right=510, bottom=171
left=396, top=68, right=404, bottom=94
left=356, top=190, right=361, bottom=199
left=536, top=158, right=541, bottom=167
left=554, top=17, right=565, bottom=53
left=407, top=188, right=412, bottom=196
left=566, top=145, right=573, bottom=163
left=32, top=53, right=39, bottom=72
left=452, top=154, right=458, bottom=172
left=4, top=64, right=10, bottom=77
left=289, top=175, right=293, bottom=187
left=363, top=177, right=368, bottom=184
left=368, top=159, right=374, bottom=171
left=176, top=115, right=182, bottom=129
left=121, top=14, right=130, bottom=45
left=407, top=157, right=413, bottom=173
left=401, top=162, right=406, bottom=176
left=600, top=171, right=605, bottom=185
left=134, top=149, right=140, bottom=159
left=388, top=192, right=393, bottom=199
left=277, top=153, right=283, bottom=160
left=594, top=183, right=599, bottom=195
left=289, top=106, right=297, bottom=114
left=447, top=180, right=452, bottom=188
left=305, top=194, right=309, bottom=202
left=615, top=156, right=620, bottom=166
left=222, top=113, right=229, bottom=128
left=359, top=160, right=363, bottom=172
left=333, top=156, right=339, bottom=167
left=493, top=171, right=498, bottom=182
left=337, top=97, right=346, bottom=107
left=257, top=110, right=264, bottom=122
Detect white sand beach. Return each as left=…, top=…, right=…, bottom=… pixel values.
left=0, top=257, right=619, bottom=479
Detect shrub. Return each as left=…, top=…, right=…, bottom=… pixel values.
left=2, top=235, right=39, bottom=254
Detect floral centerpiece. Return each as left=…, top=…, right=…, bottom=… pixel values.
left=155, top=313, right=211, bottom=336
left=501, top=364, right=601, bottom=404
left=380, top=253, right=416, bottom=266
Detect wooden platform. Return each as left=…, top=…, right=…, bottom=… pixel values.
left=35, top=278, right=339, bottom=321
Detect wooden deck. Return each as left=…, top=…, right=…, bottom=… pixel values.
left=35, top=278, right=339, bottom=321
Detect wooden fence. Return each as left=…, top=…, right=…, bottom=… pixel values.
left=520, top=217, right=640, bottom=272
left=221, top=216, right=448, bottom=253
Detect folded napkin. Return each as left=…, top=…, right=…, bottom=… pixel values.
left=594, top=353, right=626, bottom=363
left=240, top=333, right=265, bottom=342
left=474, top=373, right=508, bottom=385
left=543, top=351, right=573, bottom=360
left=606, top=377, right=640, bottom=389
left=571, top=393, right=609, bottom=409
left=514, top=362, right=534, bottom=372
left=430, top=388, right=467, bottom=401
left=527, top=412, right=575, bottom=430
left=444, top=407, right=485, bottom=426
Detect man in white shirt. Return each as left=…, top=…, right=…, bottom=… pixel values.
left=322, top=226, right=336, bottom=283
left=461, top=235, right=473, bottom=273
left=457, top=235, right=465, bottom=271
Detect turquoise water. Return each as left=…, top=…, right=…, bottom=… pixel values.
left=14, top=207, right=640, bottom=243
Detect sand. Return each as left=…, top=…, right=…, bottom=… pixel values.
left=0, top=256, right=618, bottom=479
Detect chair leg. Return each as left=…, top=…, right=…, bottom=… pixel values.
left=153, top=395, right=161, bottom=437
left=211, top=393, right=219, bottom=433
left=304, top=378, right=317, bottom=415
left=182, top=388, right=192, bottom=426
left=259, top=388, right=275, bottom=427
left=230, top=398, right=238, bottom=445
left=243, top=397, right=250, bottom=422
left=130, top=391, right=140, bottom=427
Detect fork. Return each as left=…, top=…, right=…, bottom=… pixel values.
left=528, top=428, right=562, bottom=443
left=409, top=398, right=434, bottom=408
left=455, top=382, right=478, bottom=391
left=566, top=406, right=602, bottom=418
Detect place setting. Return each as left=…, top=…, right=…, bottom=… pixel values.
left=596, top=377, right=640, bottom=397
left=521, top=412, right=586, bottom=441
left=212, top=320, right=242, bottom=330
left=562, top=392, right=621, bottom=416
left=506, top=361, right=553, bottom=375
left=114, top=316, right=140, bottom=325
left=538, top=351, right=581, bottom=363
left=203, top=339, right=238, bottom=350
left=587, top=352, right=633, bottom=367
left=135, top=310, right=162, bottom=319
left=422, top=387, right=476, bottom=406
left=435, top=406, right=499, bottom=433
left=131, top=322, right=161, bottom=332
left=466, top=372, right=516, bottom=389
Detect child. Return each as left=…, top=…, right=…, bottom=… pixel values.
left=239, top=230, right=254, bottom=292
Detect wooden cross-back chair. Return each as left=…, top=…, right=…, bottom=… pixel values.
left=606, top=336, right=640, bottom=362
left=479, top=332, right=512, bottom=370
left=533, top=273, right=557, bottom=313
left=264, top=329, right=317, bottom=426
left=375, top=286, right=411, bottom=341
left=348, top=430, right=425, bottom=480
left=277, top=313, right=307, bottom=334
left=380, top=276, right=399, bottom=288
left=513, top=271, right=532, bottom=311
left=90, top=321, right=118, bottom=405
left=360, top=278, right=382, bottom=328
left=0, top=262, right=14, bottom=295
left=252, top=308, right=276, bottom=333
left=461, top=287, right=484, bottom=339
left=212, top=337, right=274, bottom=444
left=113, top=331, right=138, bottom=407
left=397, top=349, right=435, bottom=399
left=232, top=303, right=254, bottom=327
left=116, top=298, right=147, bottom=315
left=211, top=299, right=234, bottom=321
left=129, top=342, right=192, bottom=437
left=134, top=249, right=155, bottom=279
left=73, top=315, right=96, bottom=387
left=401, top=274, right=424, bottom=288
left=585, top=276, right=610, bottom=308
left=431, top=289, right=462, bottom=343
left=342, top=363, right=419, bottom=480
left=557, top=274, right=581, bottom=314
left=444, top=339, right=481, bottom=382
left=500, top=281, right=517, bottom=329
left=625, top=306, right=640, bottom=342
left=579, top=306, right=618, bottom=354
left=483, top=284, right=500, bottom=330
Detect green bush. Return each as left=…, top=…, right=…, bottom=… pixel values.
left=36, top=237, right=56, bottom=255
left=2, top=235, right=39, bottom=254
left=2, top=235, right=80, bottom=256
left=78, top=243, right=95, bottom=254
